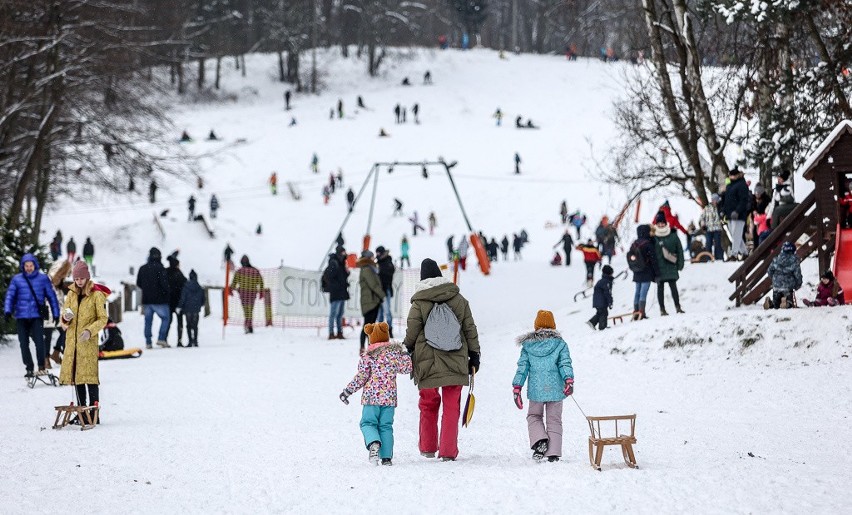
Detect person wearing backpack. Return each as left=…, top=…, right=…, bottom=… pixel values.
left=403, top=258, right=480, bottom=462
left=628, top=224, right=659, bottom=320
left=357, top=250, right=385, bottom=353
left=653, top=212, right=685, bottom=315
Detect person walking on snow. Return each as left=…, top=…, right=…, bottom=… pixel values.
left=587, top=265, right=614, bottom=330
left=166, top=253, right=187, bottom=347
left=136, top=247, right=171, bottom=349
left=500, top=235, right=509, bottom=261
left=149, top=179, right=158, bottom=203
left=560, top=201, right=568, bottom=225
left=512, top=310, right=574, bottom=461
left=400, top=236, right=411, bottom=269
left=230, top=255, right=264, bottom=334
left=311, top=153, right=319, bottom=174
left=595, top=217, right=617, bottom=264
left=346, top=188, right=355, bottom=212
left=457, top=236, right=469, bottom=270
left=357, top=250, right=385, bottom=354
left=188, top=195, right=196, bottom=221
left=628, top=224, right=659, bottom=321
left=177, top=270, right=205, bottom=347
left=210, top=194, right=220, bottom=219
left=59, top=261, right=108, bottom=424
left=428, top=212, right=437, bottom=235
left=82, top=237, right=95, bottom=268
left=4, top=254, right=60, bottom=377
left=412, top=103, right=420, bottom=124
left=569, top=211, right=586, bottom=240
left=653, top=212, right=685, bottom=315
left=514, top=152, right=521, bottom=174
left=322, top=246, right=350, bottom=340
left=66, top=238, right=77, bottom=264
left=339, top=322, right=412, bottom=466
left=269, top=172, right=278, bottom=195
left=553, top=230, right=574, bottom=266
left=576, top=240, right=602, bottom=287
left=494, top=108, right=503, bottom=127
left=403, top=258, right=480, bottom=461
left=722, top=167, right=750, bottom=260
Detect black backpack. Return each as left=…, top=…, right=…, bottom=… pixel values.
left=627, top=241, right=648, bottom=273
left=320, top=267, right=331, bottom=293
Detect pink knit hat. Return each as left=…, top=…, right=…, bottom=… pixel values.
left=72, top=261, right=91, bottom=280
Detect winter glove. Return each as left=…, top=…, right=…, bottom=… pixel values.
left=79, top=330, right=91, bottom=342
left=564, top=378, right=574, bottom=396
left=339, top=389, right=352, bottom=405
left=513, top=386, right=523, bottom=410
left=468, top=351, right=480, bottom=374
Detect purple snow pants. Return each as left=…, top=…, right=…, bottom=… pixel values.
left=527, top=400, right=564, bottom=457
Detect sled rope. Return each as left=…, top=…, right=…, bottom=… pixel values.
left=571, top=396, right=589, bottom=419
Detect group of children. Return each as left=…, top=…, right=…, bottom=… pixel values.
left=340, top=311, right=574, bottom=465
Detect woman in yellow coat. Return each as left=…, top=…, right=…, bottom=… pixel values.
left=59, top=261, right=108, bottom=413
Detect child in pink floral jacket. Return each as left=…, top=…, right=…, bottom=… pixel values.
left=339, top=322, right=412, bottom=465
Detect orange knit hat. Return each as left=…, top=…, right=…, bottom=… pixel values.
left=534, top=310, right=556, bottom=330
left=364, top=322, right=390, bottom=344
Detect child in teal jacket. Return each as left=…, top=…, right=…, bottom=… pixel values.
left=512, top=310, right=574, bottom=461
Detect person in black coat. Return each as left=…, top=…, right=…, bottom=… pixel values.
left=722, top=168, right=750, bottom=259
left=324, top=247, right=350, bottom=339
left=500, top=235, right=509, bottom=260
left=177, top=270, right=205, bottom=347
left=553, top=229, right=574, bottom=266
left=588, top=265, right=614, bottom=330
left=136, top=247, right=171, bottom=348
left=166, top=252, right=188, bottom=346
left=630, top=224, right=659, bottom=320
left=375, top=246, right=396, bottom=337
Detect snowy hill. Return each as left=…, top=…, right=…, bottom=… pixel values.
left=2, top=49, right=851, bottom=513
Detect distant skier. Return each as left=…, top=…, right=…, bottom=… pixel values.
left=322, top=185, right=331, bottom=205
left=514, top=152, right=521, bottom=175
left=336, top=169, right=344, bottom=188
left=393, top=198, right=403, bottom=216
left=515, top=116, right=523, bottom=128
left=402, top=107, right=407, bottom=123
left=423, top=70, right=432, bottom=84
left=401, top=77, right=411, bottom=86
left=346, top=188, right=355, bottom=212
left=328, top=172, right=336, bottom=194
left=269, top=172, right=278, bottom=195
left=149, top=179, right=158, bottom=203
left=188, top=195, right=196, bottom=221
left=400, top=237, right=411, bottom=269
left=512, top=234, right=522, bottom=260
left=210, top=194, right=220, bottom=219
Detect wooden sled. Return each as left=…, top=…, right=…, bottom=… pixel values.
left=53, top=404, right=99, bottom=431
left=691, top=250, right=715, bottom=263
left=573, top=289, right=591, bottom=302
left=587, top=414, right=638, bottom=470
left=99, top=348, right=143, bottom=360
left=608, top=312, right=635, bottom=325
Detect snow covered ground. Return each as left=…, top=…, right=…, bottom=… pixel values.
left=2, top=49, right=851, bottom=513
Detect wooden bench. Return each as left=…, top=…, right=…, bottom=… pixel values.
left=586, top=414, right=638, bottom=470
left=53, top=404, right=99, bottom=431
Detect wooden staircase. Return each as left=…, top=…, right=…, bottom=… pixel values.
left=728, top=191, right=826, bottom=305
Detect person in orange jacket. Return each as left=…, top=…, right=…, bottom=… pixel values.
left=576, top=240, right=602, bottom=287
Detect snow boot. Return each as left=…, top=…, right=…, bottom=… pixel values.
left=24, top=369, right=34, bottom=379
left=802, top=299, right=812, bottom=307
left=675, top=306, right=685, bottom=314
left=420, top=451, right=436, bottom=458
left=50, top=349, right=62, bottom=364
left=660, top=309, right=669, bottom=316
left=44, top=358, right=52, bottom=369
left=328, top=334, right=336, bottom=340
left=547, top=456, right=560, bottom=462
left=440, top=457, right=456, bottom=462
left=335, top=333, right=345, bottom=339
left=156, top=340, right=170, bottom=348
left=639, top=301, right=649, bottom=320
left=368, top=441, right=381, bottom=465
left=532, top=439, right=548, bottom=461
left=763, top=297, right=773, bottom=310
left=585, top=321, right=596, bottom=330
left=381, top=458, right=393, bottom=466
left=177, top=341, right=185, bottom=348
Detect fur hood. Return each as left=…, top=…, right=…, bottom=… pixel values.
left=516, top=328, right=562, bottom=345
left=414, top=275, right=451, bottom=293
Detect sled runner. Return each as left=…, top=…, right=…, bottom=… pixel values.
left=53, top=404, right=99, bottom=431
left=27, top=371, right=59, bottom=389
left=573, top=288, right=591, bottom=302
left=99, top=348, right=143, bottom=360
left=608, top=312, right=635, bottom=325
left=586, top=414, right=638, bottom=470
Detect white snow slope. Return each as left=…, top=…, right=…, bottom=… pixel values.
left=2, top=49, right=851, bottom=514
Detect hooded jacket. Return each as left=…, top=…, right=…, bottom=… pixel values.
left=403, top=277, right=480, bottom=389
left=592, top=275, right=614, bottom=309
left=178, top=272, right=205, bottom=314
left=59, top=280, right=109, bottom=385
left=136, top=251, right=170, bottom=305
left=377, top=253, right=395, bottom=294
left=357, top=257, right=385, bottom=313
left=722, top=175, right=750, bottom=220
left=343, top=342, right=412, bottom=406
left=767, top=252, right=802, bottom=292
left=631, top=225, right=660, bottom=283
left=654, top=224, right=684, bottom=282
left=512, top=329, right=574, bottom=403
left=4, top=254, right=60, bottom=319
left=324, top=254, right=350, bottom=302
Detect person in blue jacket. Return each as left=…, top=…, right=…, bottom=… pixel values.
left=4, top=254, right=60, bottom=377
left=512, top=310, right=574, bottom=462
left=587, top=265, right=614, bottom=330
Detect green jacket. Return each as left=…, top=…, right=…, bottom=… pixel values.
left=403, top=277, right=480, bottom=389
left=357, top=258, right=384, bottom=314
left=653, top=227, right=684, bottom=282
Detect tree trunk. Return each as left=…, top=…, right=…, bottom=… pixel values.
left=215, top=56, right=222, bottom=89
left=240, top=54, right=246, bottom=78
left=8, top=104, right=57, bottom=228
left=177, top=59, right=185, bottom=94
left=286, top=49, right=300, bottom=85
left=197, top=58, right=205, bottom=90
left=33, top=156, right=50, bottom=243
left=804, top=11, right=852, bottom=118
left=277, top=51, right=285, bottom=82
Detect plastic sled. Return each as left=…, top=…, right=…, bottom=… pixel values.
left=462, top=370, right=476, bottom=427
left=99, top=348, right=143, bottom=360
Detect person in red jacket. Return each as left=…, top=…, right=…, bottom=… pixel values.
left=576, top=240, right=602, bottom=287
left=656, top=201, right=688, bottom=235
left=802, top=271, right=845, bottom=307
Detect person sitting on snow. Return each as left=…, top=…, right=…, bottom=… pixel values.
left=802, top=270, right=845, bottom=307
left=764, top=241, right=802, bottom=309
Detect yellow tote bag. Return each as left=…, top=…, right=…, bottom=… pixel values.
left=462, top=369, right=475, bottom=427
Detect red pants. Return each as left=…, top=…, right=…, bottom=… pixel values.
left=418, top=385, right=462, bottom=459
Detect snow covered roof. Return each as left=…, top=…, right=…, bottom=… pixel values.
left=801, top=120, right=852, bottom=181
